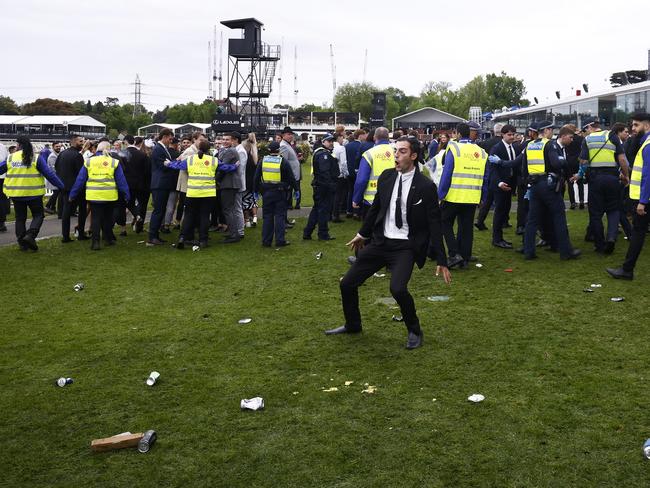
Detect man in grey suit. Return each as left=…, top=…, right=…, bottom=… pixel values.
left=279, top=126, right=300, bottom=219
left=218, top=132, right=243, bottom=244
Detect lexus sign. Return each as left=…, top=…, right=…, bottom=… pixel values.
left=212, top=114, right=242, bottom=132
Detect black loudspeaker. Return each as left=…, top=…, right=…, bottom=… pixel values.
left=370, top=92, right=386, bottom=128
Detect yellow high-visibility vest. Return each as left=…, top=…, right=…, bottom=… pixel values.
left=4, top=150, right=45, bottom=198
left=443, top=141, right=487, bottom=204
left=85, top=155, right=118, bottom=201
left=363, top=143, right=395, bottom=203
left=585, top=130, right=617, bottom=168
left=630, top=137, right=650, bottom=200
left=186, top=153, right=217, bottom=198
left=526, top=138, right=549, bottom=175
left=261, top=155, right=282, bottom=184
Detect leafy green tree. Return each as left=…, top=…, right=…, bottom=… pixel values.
left=0, top=95, right=20, bottom=115
left=21, top=98, right=78, bottom=115
left=295, top=103, right=328, bottom=112
left=333, top=82, right=378, bottom=119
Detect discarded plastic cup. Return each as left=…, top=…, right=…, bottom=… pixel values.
left=138, top=430, right=157, bottom=453
left=192, top=245, right=200, bottom=252
left=583, top=288, right=595, bottom=293
left=238, top=318, right=252, bottom=325
left=373, top=272, right=386, bottom=278
left=56, top=377, right=73, bottom=387
left=427, top=295, right=450, bottom=302
left=611, top=297, right=625, bottom=302
left=475, top=263, right=483, bottom=268
left=73, top=283, right=84, bottom=292
left=241, top=397, right=264, bottom=411
left=146, top=371, right=160, bottom=386
left=315, top=252, right=323, bottom=260
left=590, top=283, right=602, bottom=288
left=391, top=315, right=404, bottom=322
left=643, top=438, right=650, bottom=459
left=467, top=393, right=485, bottom=403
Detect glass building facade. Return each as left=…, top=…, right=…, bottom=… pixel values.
left=493, top=82, right=650, bottom=130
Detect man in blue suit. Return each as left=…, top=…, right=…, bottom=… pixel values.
left=147, top=128, right=176, bottom=246
left=489, top=124, right=520, bottom=248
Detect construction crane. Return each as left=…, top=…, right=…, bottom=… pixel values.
left=218, top=30, right=223, bottom=100
left=362, top=48, right=368, bottom=82
left=293, top=45, right=298, bottom=109
left=212, top=26, right=217, bottom=100
left=330, top=44, right=337, bottom=103
left=277, top=37, right=284, bottom=105
left=208, top=41, right=213, bottom=100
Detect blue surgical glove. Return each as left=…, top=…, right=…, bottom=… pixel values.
left=488, top=155, right=502, bottom=165
left=295, top=190, right=301, bottom=200
left=253, top=192, right=260, bottom=200
left=524, top=189, right=531, bottom=200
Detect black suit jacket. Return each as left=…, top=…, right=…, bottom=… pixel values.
left=124, top=146, right=151, bottom=191
left=54, top=147, right=84, bottom=191
left=489, top=140, right=520, bottom=190
left=359, top=168, right=447, bottom=268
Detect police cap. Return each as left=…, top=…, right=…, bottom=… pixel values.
left=581, top=117, right=600, bottom=131
left=537, top=120, right=555, bottom=131
left=268, top=141, right=280, bottom=152
left=467, top=121, right=482, bottom=132
left=322, top=133, right=335, bottom=142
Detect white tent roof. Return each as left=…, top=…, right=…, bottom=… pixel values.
left=177, top=123, right=211, bottom=130
left=393, top=107, right=466, bottom=124
left=139, top=123, right=183, bottom=130
left=12, top=115, right=105, bottom=127
left=0, top=115, right=29, bottom=124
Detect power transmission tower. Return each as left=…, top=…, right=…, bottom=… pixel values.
left=212, top=26, right=217, bottom=100
left=133, top=74, right=141, bottom=118
left=293, top=46, right=298, bottom=109
left=330, top=44, right=337, bottom=105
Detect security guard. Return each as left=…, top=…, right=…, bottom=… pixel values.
left=607, top=112, right=650, bottom=280
left=303, top=133, right=339, bottom=241
left=0, top=135, right=64, bottom=251
left=253, top=141, right=298, bottom=247
left=351, top=126, right=395, bottom=214
left=578, top=117, right=629, bottom=254
left=520, top=121, right=580, bottom=260
left=164, top=139, right=217, bottom=249
left=69, top=141, right=130, bottom=250
left=438, top=122, right=489, bottom=268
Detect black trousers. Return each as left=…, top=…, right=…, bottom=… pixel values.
left=149, top=189, right=170, bottom=240
left=622, top=205, right=650, bottom=272
left=61, top=191, right=87, bottom=238
left=567, top=179, right=585, bottom=205
left=332, top=178, right=348, bottom=220
left=181, top=196, right=213, bottom=242
left=346, top=174, right=356, bottom=215
left=304, top=186, right=334, bottom=239
left=12, top=198, right=44, bottom=239
left=441, top=201, right=476, bottom=261
left=340, top=239, right=420, bottom=334
left=492, top=189, right=512, bottom=243
left=46, top=190, right=60, bottom=212
left=0, top=179, right=10, bottom=223
left=90, top=202, right=115, bottom=243
left=516, top=178, right=528, bottom=229
left=176, top=192, right=186, bottom=222
left=588, top=172, right=621, bottom=251
left=475, top=187, right=494, bottom=225
left=125, top=189, right=149, bottom=223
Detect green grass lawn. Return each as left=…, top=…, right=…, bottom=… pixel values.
left=2, top=209, right=650, bottom=487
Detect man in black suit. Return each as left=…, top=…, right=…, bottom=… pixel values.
left=489, top=124, right=519, bottom=248
left=123, top=135, right=151, bottom=233
left=147, top=128, right=176, bottom=245
left=474, top=123, right=504, bottom=231
left=325, top=137, right=451, bottom=350
left=56, top=134, right=87, bottom=242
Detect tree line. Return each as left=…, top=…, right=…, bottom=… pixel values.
left=0, top=71, right=529, bottom=136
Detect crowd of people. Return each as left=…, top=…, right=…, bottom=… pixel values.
left=0, top=113, right=648, bottom=279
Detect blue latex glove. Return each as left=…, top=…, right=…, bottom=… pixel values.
left=253, top=192, right=260, bottom=200
left=524, top=189, right=531, bottom=200
left=488, top=155, right=502, bottom=165
left=295, top=190, right=301, bottom=200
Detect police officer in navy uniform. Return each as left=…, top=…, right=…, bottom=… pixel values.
left=303, top=133, right=339, bottom=241
left=253, top=141, right=298, bottom=247
left=577, top=117, right=630, bottom=254
left=519, top=121, right=581, bottom=260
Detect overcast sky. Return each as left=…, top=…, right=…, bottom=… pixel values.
left=3, top=0, right=649, bottom=114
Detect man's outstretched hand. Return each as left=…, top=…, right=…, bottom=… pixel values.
left=436, top=266, right=452, bottom=284
left=346, top=234, right=366, bottom=252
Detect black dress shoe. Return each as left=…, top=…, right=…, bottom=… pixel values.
left=524, top=253, right=537, bottom=260
left=222, top=236, right=241, bottom=244
left=474, top=222, right=488, bottom=231
left=77, top=234, right=89, bottom=241
left=561, top=249, right=581, bottom=260
left=160, top=226, right=171, bottom=234
left=302, top=235, right=312, bottom=240
left=319, top=236, right=336, bottom=241
left=603, top=241, right=615, bottom=255
left=276, top=241, right=291, bottom=247
left=324, top=325, right=361, bottom=335
left=447, top=254, right=464, bottom=268
left=493, top=241, right=513, bottom=249
left=262, top=242, right=272, bottom=247
left=146, top=238, right=165, bottom=246
left=91, top=240, right=101, bottom=251
left=23, top=234, right=38, bottom=251
left=406, top=330, right=423, bottom=349
left=468, top=255, right=478, bottom=262
left=515, top=226, right=525, bottom=235
left=606, top=267, right=633, bottom=280
left=176, top=239, right=185, bottom=250
left=61, top=237, right=73, bottom=243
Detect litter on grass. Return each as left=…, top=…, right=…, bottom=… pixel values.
left=468, top=394, right=485, bottom=403
left=373, top=272, right=386, bottom=278
left=392, top=315, right=404, bottom=322
left=322, top=387, right=339, bottom=392
left=192, top=245, right=200, bottom=252
left=73, top=282, right=84, bottom=292
left=362, top=385, right=377, bottom=394
left=146, top=371, right=160, bottom=386
left=591, top=283, right=602, bottom=288
left=504, top=268, right=513, bottom=273
left=241, top=397, right=264, bottom=410
left=426, top=295, right=450, bottom=302
left=475, top=263, right=483, bottom=268
left=583, top=288, right=595, bottom=293
left=375, top=297, right=397, bottom=306
left=611, top=297, right=625, bottom=302
left=238, top=318, right=253, bottom=324
left=344, top=381, right=354, bottom=386
left=315, top=252, right=323, bottom=260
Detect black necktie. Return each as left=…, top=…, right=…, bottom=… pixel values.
left=395, top=175, right=403, bottom=229
left=508, top=145, right=515, bottom=161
